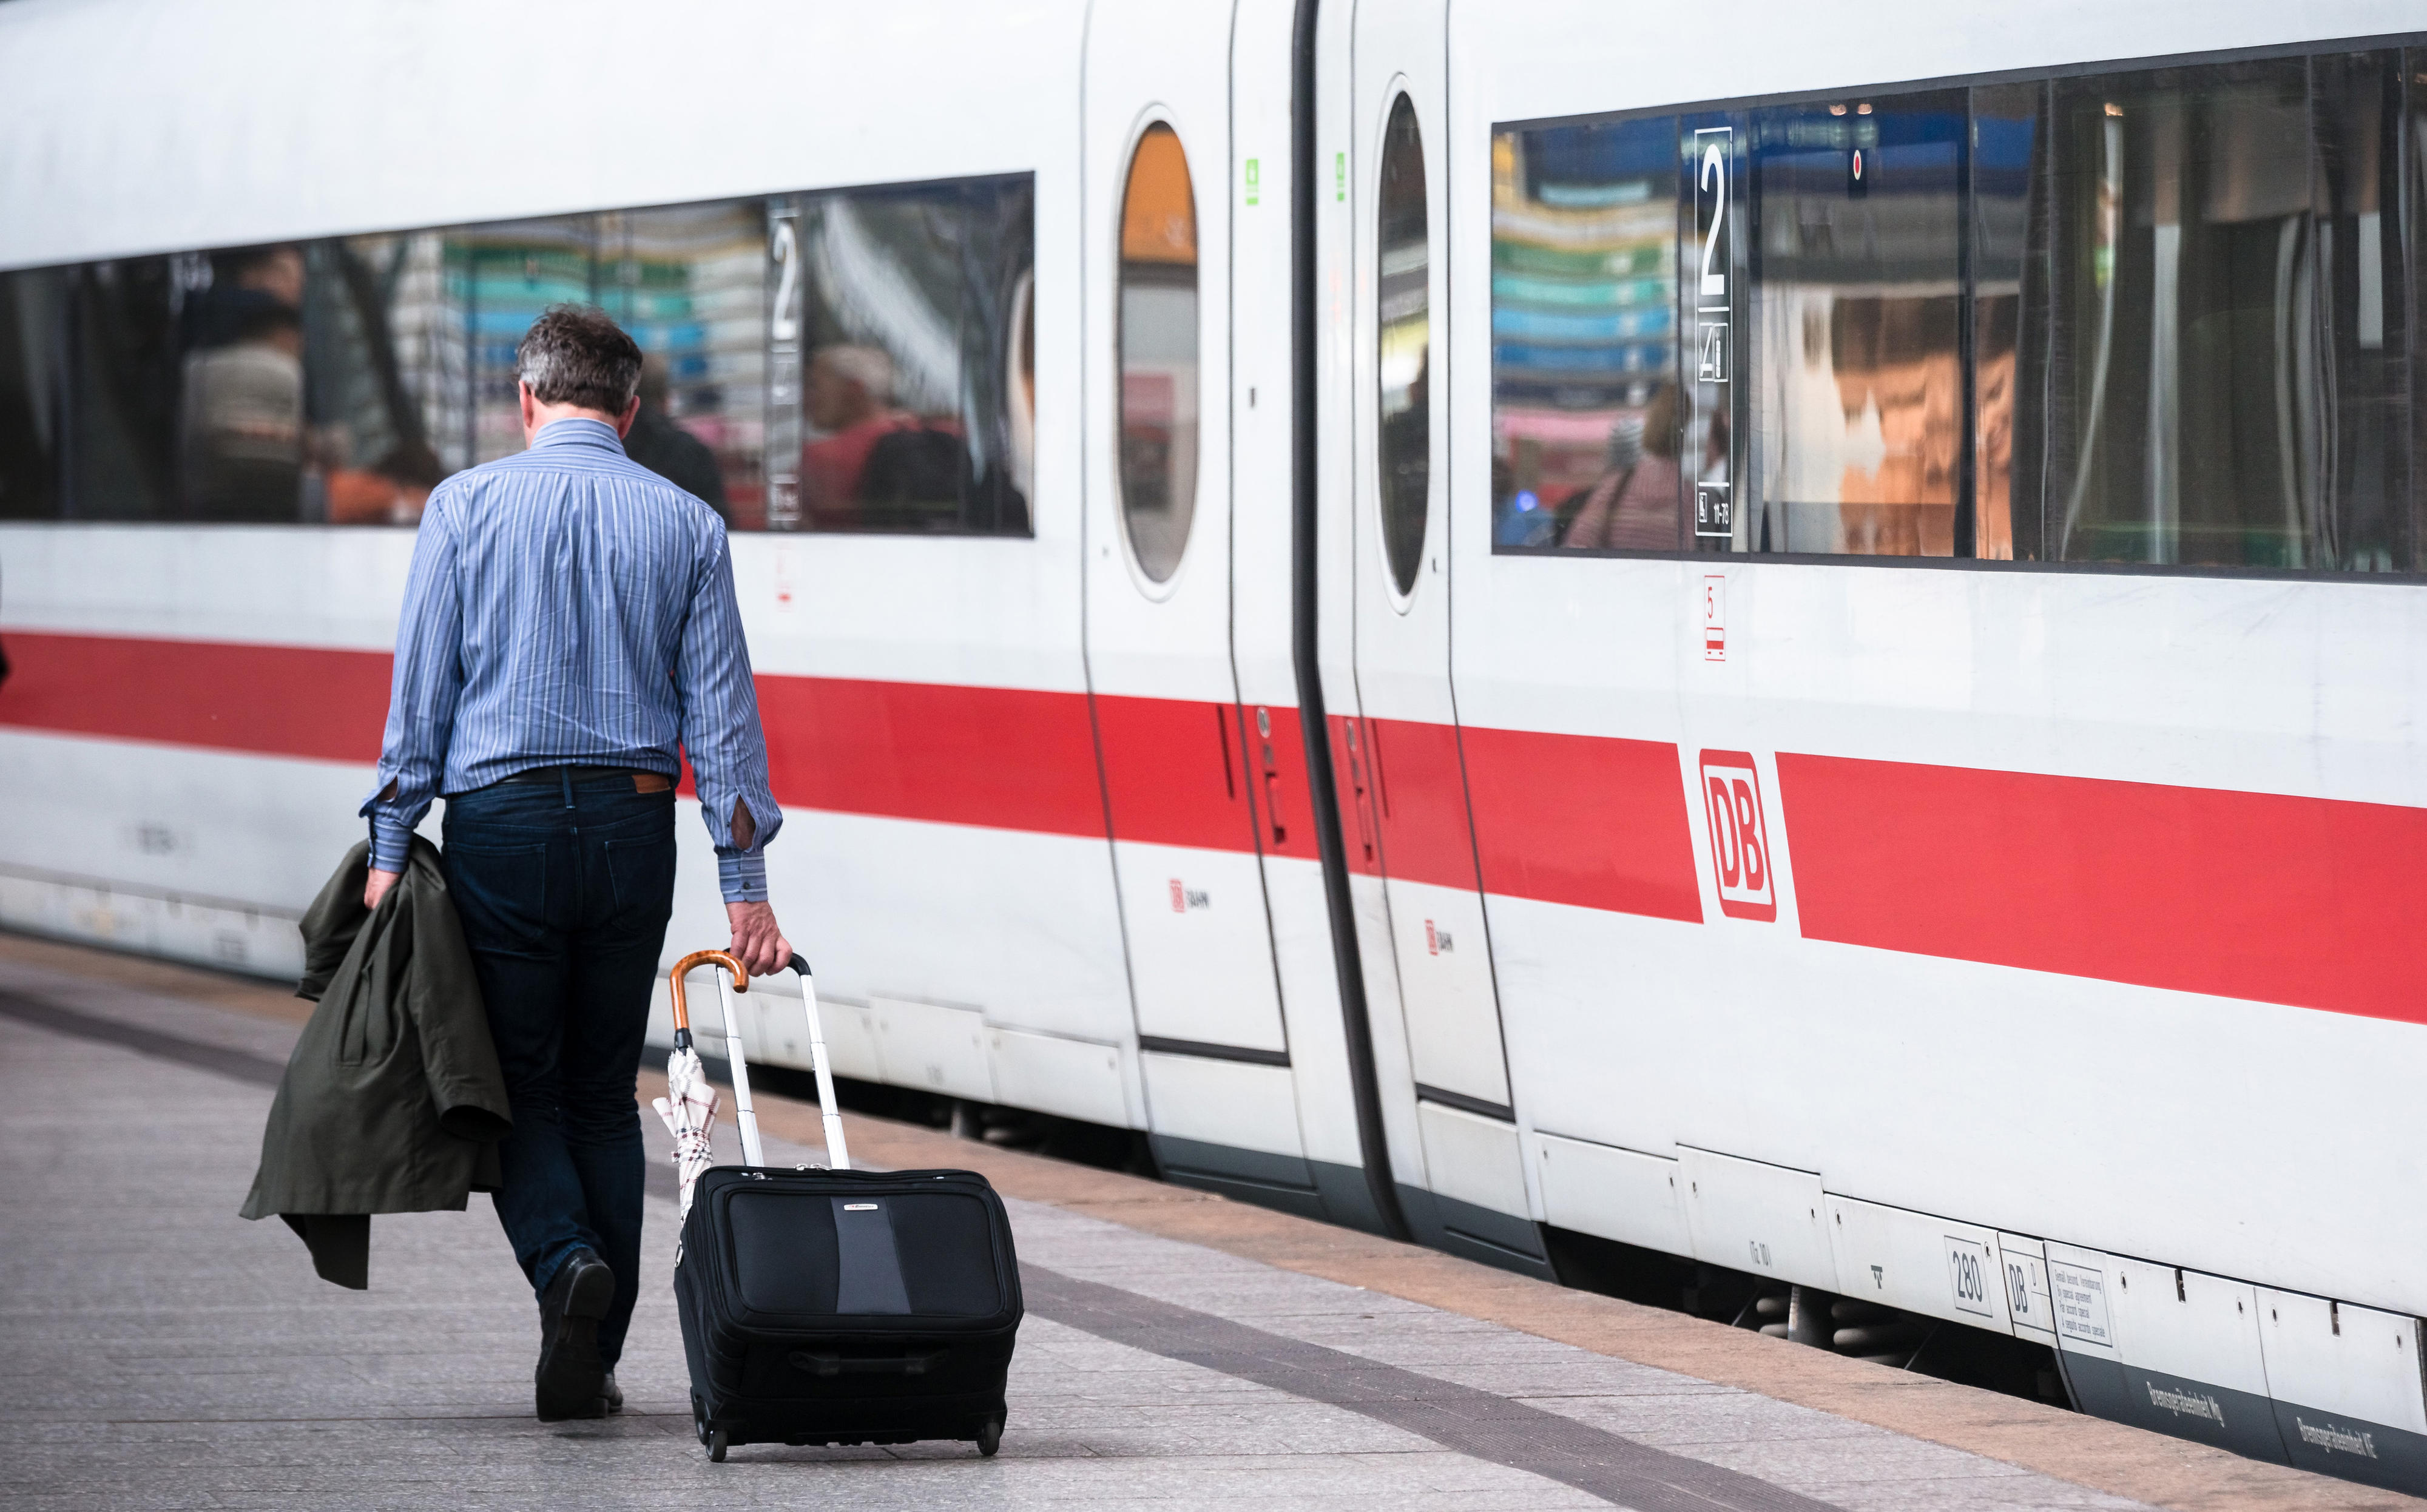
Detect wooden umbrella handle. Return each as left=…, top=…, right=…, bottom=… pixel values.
left=667, top=949, right=748, bottom=1044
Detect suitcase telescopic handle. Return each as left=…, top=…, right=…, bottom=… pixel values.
left=788, top=954, right=852, bottom=1172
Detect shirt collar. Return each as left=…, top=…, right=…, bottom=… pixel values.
left=531, top=417, right=625, bottom=452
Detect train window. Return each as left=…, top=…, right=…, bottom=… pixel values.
left=1377, top=95, right=1432, bottom=594
left=451, top=217, right=600, bottom=470
left=1744, top=92, right=1966, bottom=556
left=2028, top=54, right=2414, bottom=569
left=1490, top=118, right=1681, bottom=550
left=66, top=248, right=310, bottom=523
left=599, top=203, right=769, bottom=527
left=1116, top=124, right=1199, bottom=578
left=796, top=173, right=1034, bottom=536
left=0, top=269, right=67, bottom=519
left=1970, top=85, right=2036, bottom=561
left=1491, top=41, right=2427, bottom=574
left=53, top=257, right=175, bottom=519
left=305, top=234, right=456, bottom=525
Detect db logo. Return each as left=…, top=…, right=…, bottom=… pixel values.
left=1698, top=751, right=1776, bottom=921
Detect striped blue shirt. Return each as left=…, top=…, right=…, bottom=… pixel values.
left=362, top=417, right=780, bottom=902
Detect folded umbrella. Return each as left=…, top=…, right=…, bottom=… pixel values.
left=653, top=1043, right=721, bottom=1227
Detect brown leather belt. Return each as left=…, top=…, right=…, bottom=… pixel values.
left=497, top=765, right=673, bottom=793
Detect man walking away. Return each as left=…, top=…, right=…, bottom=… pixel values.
left=360, top=305, right=792, bottom=1421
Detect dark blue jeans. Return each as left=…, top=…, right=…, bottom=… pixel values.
left=442, top=772, right=677, bottom=1369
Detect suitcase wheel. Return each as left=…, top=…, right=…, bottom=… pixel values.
left=976, top=1419, right=1001, bottom=1458
left=708, top=1428, right=731, bottom=1463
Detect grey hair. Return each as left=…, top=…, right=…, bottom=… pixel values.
left=515, top=305, right=644, bottom=415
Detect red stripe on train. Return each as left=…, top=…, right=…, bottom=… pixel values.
left=0, top=631, right=392, bottom=763
left=1465, top=726, right=1703, bottom=923
left=755, top=674, right=1107, bottom=839
left=1326, top=714, right=1703, bottom=922
left=13, top=633, right=2417, bottom=1025
left=1777, top=754, right=2427, bottom=1026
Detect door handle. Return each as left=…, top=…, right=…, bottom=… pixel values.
left=1254, top=707, right=1286, bottom=846
left=1343, top=720, right=1377, bottom=866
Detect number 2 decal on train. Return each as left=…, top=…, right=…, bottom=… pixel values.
left=1698, top=751, right=1777, bottom=922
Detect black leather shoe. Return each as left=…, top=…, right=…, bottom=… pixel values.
left=535, top=1249, right=614, bottom=1422
left=603, top=1370, right=624, bottom=1414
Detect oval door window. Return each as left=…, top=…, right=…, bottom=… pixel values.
left=1377, top=93, right=1430, bottom=598
left=1117, top=122, right=1200, bottom=583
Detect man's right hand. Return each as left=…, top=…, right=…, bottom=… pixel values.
left=363, top=867, right=401, bottom=911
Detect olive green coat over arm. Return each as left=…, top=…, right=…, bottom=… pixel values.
left=240, top=837, right=511, bottom=1288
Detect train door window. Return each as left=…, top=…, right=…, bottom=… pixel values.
left=1377, top=94, right=1431, bottom=594
left=1116, top=123, right=1199, bottom=578
left=0, top=269, right=68, bottom=519
left=304, top=233, right=455, bottom=525
left=795, top=173, right=1034, bottom=536
left=599, top=202, right=769, bottom=528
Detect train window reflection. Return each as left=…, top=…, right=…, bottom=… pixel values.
left=797, top=174, right=1033, bottom=536
left=1377, top=95, right=1431, bottom=593
left=1970, top=86, right=2037, bottom=561
left=1490, top=119, right=1679, bottom=549
left=306, top=234, right=453, bottom=525
left=1491, top=41, right=2425, bottom=574
left=179, top=246, right=309, bottom=521
left=601, top=203, right=770, bottom=526
left=1117, top=124, right=1199, bottom=578
left=452, top=217, right=598, bottom=469
left=1744, top=92, right=1964, bottom=556
left=2037, top=55, right=2412, bottom=569
left=59, top=257, right=177, bottom=520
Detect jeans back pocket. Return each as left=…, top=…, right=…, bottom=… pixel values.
left=603, top=834, right=678, bottom=935
left=442, top=842, right=553, bottom=954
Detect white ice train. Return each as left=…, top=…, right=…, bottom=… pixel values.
left=3, top=0, right=2423, bottom=1487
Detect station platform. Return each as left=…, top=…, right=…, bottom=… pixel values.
left=1, top=931, right=2409, bottom=1512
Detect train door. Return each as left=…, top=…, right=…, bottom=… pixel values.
left=1339, top=0, right=1542, bottom=1266
left=1083, top=2, right=1309, bottom=1181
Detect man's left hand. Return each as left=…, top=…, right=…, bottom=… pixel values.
left=364, top=867, right=402, bottom=911
left=726, top=900, right=792, bottom=978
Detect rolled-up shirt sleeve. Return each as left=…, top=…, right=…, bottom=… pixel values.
left=360, top=496, right=465, bottom=872
left=673, top=525, right=781, bottom=903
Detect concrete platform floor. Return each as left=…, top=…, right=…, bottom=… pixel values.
left=0, top=931, right=2410, bottom=1512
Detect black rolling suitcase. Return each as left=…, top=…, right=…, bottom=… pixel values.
left=665, top=949, right=1021, bottom=1462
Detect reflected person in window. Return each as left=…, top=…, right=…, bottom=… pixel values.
left=179, top=299, right=304, bottom=522
left=360, top=305, right=791, bottom=1422
left=801, top=343, right=913, bottom=523
left=1562, top=381, right=1679, bottom=550
left=621, top=354, right=727, bottom=522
